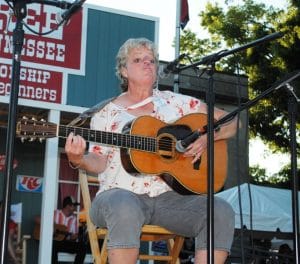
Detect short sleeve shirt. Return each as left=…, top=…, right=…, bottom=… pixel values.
left=89, top=89, right=202, bottom=197
left=53, top=209, right=78, bottom=235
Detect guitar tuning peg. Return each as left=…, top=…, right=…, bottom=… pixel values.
left=22, top=116, right=28, bottom=120
left=31, top=117, right=37, bottom=121
left=20, top=137, right=25, bottom=143
left=40, top=118, right=45, bottom=122
left=39, top=138, right=44, bottom=143
left=29, top=137, right=36, bottom=142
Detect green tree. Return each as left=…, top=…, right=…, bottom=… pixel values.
left=180, top=0, right=300, bottom=184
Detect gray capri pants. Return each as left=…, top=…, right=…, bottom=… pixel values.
left=90, top=188, right=235, bottom=252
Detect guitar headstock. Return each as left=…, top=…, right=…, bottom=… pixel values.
left=16, top=117, right=57, bottom=142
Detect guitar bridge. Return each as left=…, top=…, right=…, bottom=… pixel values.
left=193, top=157, right=201, bottom=170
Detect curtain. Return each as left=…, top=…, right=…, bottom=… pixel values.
left=58, top=153, right=79, bottom=208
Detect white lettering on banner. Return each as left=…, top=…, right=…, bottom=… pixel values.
left=0, top=34, right=11, bottom=54
left=0, top=82, right=57, bottom=102
left=32, top=39, right=65, bottom=61
left=42, top=6, right=62, bottom=38
left=0, top=34, right=66, bottom=62
left=24, top=4, right=42, bottom=35
left=0, top=62, right=61, bottom=103
left=0, top=64, right=51, bottom=84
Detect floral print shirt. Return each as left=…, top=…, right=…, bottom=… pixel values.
left=89, top=89, right=202, bottom=197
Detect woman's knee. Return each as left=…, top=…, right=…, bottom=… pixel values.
left=194, top=197, right=235, bottom=251
left=106, top=189, right=145, bottom=220
left=90, top=189, right=146, bottom=227
left=214, top=197, right=235, bottom=228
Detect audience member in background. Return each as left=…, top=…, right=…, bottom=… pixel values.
left=0, top=201, right=21, bottom=264
left=52, top=196, right=87, bottom=264
left=277, top=243, right=293, bottom=263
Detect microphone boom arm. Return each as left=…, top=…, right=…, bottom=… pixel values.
left=178, top=32, right=284, bottom=71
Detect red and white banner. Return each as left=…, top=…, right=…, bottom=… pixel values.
left=0, top=62, right=63, bottom=103
left=0, top=2, right=85, bottom=104
left=0, top=3, right=83, bottom=69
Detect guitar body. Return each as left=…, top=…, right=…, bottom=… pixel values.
left=121, top=113, right=227, bottom=194
left=53, top=224, right=70, bottom=241
left=33, top=223, right=69, bottom=241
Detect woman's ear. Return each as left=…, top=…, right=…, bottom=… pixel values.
left=120, top=67, right=128, bottom=78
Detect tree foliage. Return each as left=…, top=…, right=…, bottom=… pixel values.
left=180, top=0, right=300, bottom=182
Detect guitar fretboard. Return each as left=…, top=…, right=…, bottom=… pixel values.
left=59, top=125, right=158, bottom=152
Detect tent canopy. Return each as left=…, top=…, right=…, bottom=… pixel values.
left=216, top=183, right=300, bottom=233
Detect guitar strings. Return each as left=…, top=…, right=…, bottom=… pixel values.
left=18, top=120, right=177, bottom=152
left=59, top=125, right=176, bottom=152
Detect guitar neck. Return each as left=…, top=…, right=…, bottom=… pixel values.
left=58, top=125, right=157, bottom=152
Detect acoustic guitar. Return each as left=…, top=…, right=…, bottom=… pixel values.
left=16, top=113, right=227, bottom=195
left=33, top=223, right=71, bottom=241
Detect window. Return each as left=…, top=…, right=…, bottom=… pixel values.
left=58, top=153, right=98, bottom=213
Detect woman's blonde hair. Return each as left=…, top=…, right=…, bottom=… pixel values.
left=115, top=38, right=159, bottom=91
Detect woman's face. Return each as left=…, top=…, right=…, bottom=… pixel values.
left=122, top=46, right=157, bottom=88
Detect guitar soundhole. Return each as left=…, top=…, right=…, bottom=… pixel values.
left=157, top=124, right=192, bottom=160
left=158, top=136, right=174, bottom=159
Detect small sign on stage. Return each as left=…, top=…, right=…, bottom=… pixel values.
left=16, top=175, right=43, bottom=193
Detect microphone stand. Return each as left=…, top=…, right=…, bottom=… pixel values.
left=286, top=83, right=299, bottom=264
left=0, top=1, right=85, bottom=263
left=0, top=2, right=26, bottom=263
left=175, top=32, right=284, bottom=264
left=206, top=62, right=216, bottom=264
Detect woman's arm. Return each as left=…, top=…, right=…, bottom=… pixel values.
left=65, top=133, right=108, bottom=174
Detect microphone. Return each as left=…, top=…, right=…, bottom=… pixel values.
left=175, top=130, right=201, bottom=153
left=163, top=53, right=186, bottom=74
left=56, top=0, right=86, bottom=24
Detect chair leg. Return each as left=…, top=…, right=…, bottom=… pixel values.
left=21, top=235, right=31, bottom=264
left=88, top=227, right=102, bottom=264
left=22, top=239, right=26, bottom=264
left=100, top=236, right=108, bottom=264
left=168, top=236, right=185, bottom=264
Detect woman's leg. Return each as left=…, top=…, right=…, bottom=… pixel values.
left=150, top=191, right=235, bottom=264
left=90, top=189, right=152, bottom=264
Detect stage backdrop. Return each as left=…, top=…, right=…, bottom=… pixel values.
left=0, top=3, right=158, bottom=263
left=0, top=3, right=158, bottom=107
